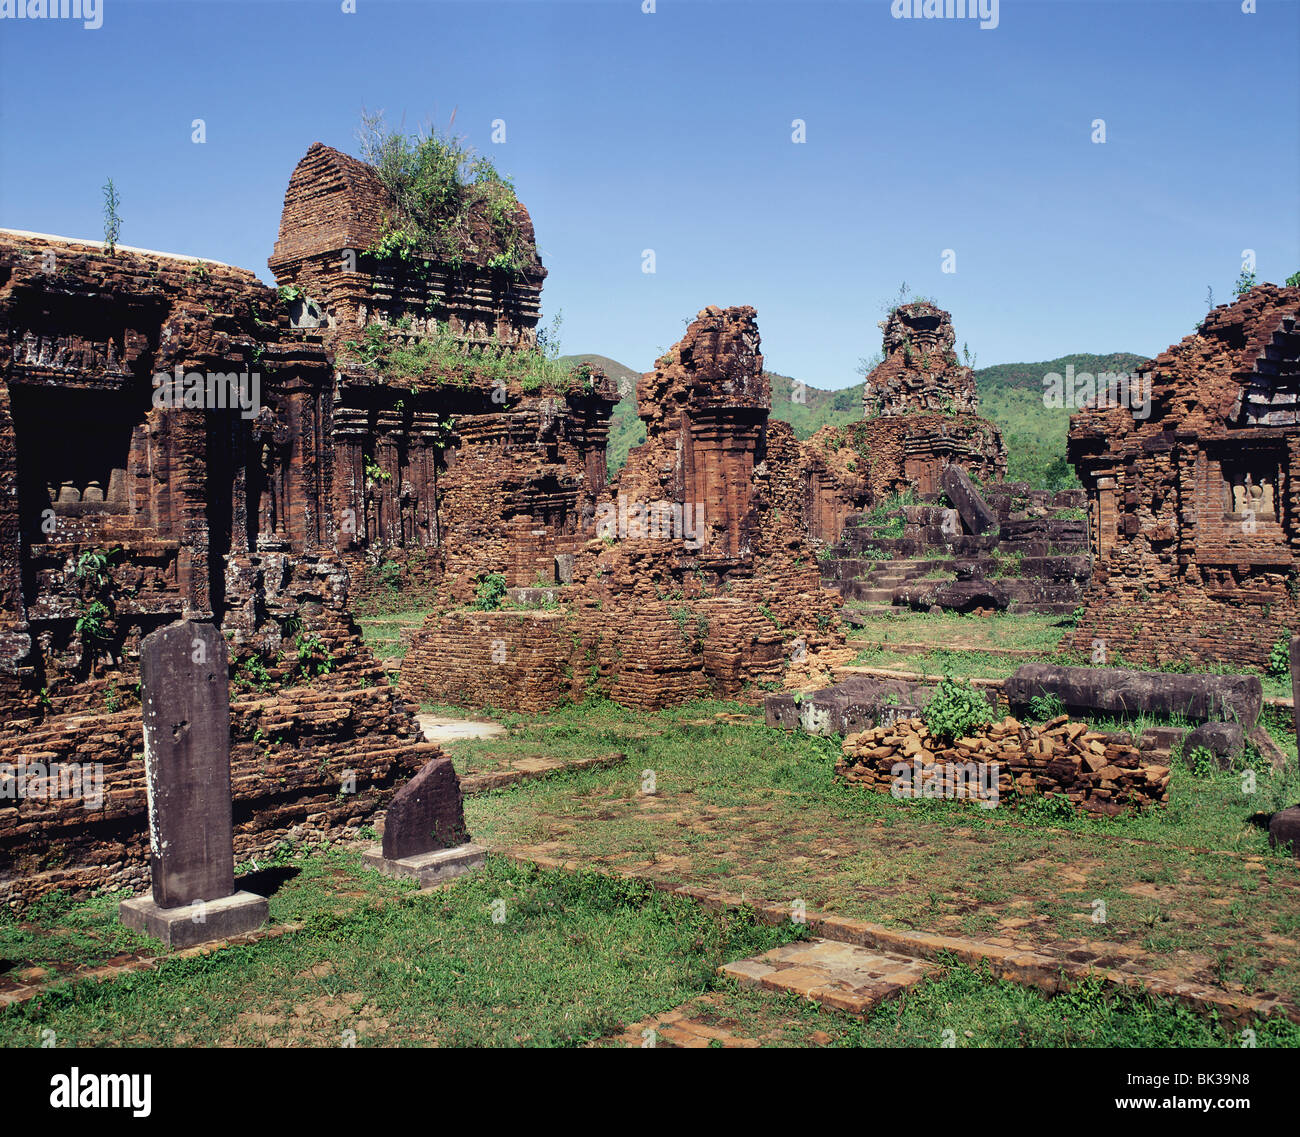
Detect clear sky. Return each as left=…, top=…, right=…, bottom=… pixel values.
left=1, top=0, right=1297, bottom=388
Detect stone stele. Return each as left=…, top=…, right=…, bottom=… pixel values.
left=119, top=620, right=267, bottom=947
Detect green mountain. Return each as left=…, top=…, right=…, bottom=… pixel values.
left=568, top=351, right=1146, bottom=491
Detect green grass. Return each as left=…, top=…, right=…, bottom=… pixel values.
left=0, top=851, right=800, bottom=1048
left=659, top=961, right=1300, bottom=1048
left=356, top=607, right=434, bottom=667
left=847, top=610, right=1070, bottom=654
left=448, top=698, right=1300, bottom=1005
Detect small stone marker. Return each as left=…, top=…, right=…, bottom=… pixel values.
left=119, top=620, right=268, bottom=948
left=363, top=755, right=485, bottom=887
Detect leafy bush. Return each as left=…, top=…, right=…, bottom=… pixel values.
left=923, top=676, right=994, bottom=744
left=472, top=572, right=507, bottom=611
left=345, top=318, right=590, bottom=399
left=1027, top=692, right=1066, bottom=721
left=1185, top=745, right=1218, bottom=779
left=357, top=112, right=528, bottom=276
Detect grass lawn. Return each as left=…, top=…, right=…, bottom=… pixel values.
left=356, top=607, right=434, bottom=676
left=0, top=852, right=799, bottom=1048
left=5, top=845, right=1297, bottom=1048
left=445, top=699, right=1300, bottom=1009
left=846, top=610, right=1071, bottom=654
left=10, top=608, right=1294, bottom=1047
left=845, top=610, right=1294, bottom=700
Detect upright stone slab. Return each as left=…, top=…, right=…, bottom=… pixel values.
left=142, top=621, right=235, bottom=906
left=382, top=755, right=467, bottom=860
left=119, top=619, right=267, bottom=947
left=940, top=465, right=998, bottom=536
left=364, top=755, right=484, bottom=887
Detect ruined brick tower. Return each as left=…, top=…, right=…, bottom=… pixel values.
left=1069, top=282, right=1300, bottom=669
left=267, top=143, right=617, bottom=601
left=863, top=300, right=980, bottom=418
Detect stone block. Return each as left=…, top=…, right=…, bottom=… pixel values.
left=1268, top=807, right=1300, bottom=857
left=1181, top=721, right=1245, bottom=769
left=382, top=754, right=468, bottom=860
left=119, top=890, right=268, bottom=949
left=1005, top=664, right=1262, bottom=729
left=941, top=465, right=999, bottom=536
left=139, top=620, right=235, bottom=909
left=362, top=841, right=488, bottom=887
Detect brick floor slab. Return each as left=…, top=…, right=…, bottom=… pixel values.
left=720, top=938, right=934, bottom=1016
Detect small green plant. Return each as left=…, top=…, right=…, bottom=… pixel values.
left=363, top=455, right=391, bottom=486
left=1186, top=745, right=1218, bottom=779
left=923, top=676, right=994, bottom=744
left=102, top=177, right=121, bottom=255
left=1233, top=266, right=1257, bottom=296
left=234, top=654, right=273, bottom=693
left=295, top=632, right=335, bottom=679
left=74, top=599, right=110, bottom=644
left=1013, top=790, right=1077, bottom=822
left=1286, top=270, right=1300, bottom=288
left=74, top=548, right=116, bottom=589
left=1027, top=692, right=1066, bottom=721
left=471, top=572, right=507, bottom=611
left=1267, top=636, right=1290, bottom=679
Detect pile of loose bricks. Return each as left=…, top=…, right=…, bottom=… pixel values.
left=836, top=713, right=1171, bottom=816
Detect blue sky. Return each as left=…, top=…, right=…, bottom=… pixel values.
left=1, top=0, right=1297, bottom=388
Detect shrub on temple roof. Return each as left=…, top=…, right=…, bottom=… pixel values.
left=357, top=111, right=528, bottom=276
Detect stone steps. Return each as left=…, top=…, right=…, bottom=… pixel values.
left=842, top=605, right=907, bottom=622
left=720, top=938, right=935, bottom=1016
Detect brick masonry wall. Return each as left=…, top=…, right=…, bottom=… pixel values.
left=1070, top=284, right=1300, bottom=668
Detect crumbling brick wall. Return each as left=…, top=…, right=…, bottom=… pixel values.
left=399, top=306, right=849, bottom=712
left=0, top=230, right=468, bottom=908
left=1069, top=283, right=1300, bottom=668
left=268, top=143, right=619, bottom=606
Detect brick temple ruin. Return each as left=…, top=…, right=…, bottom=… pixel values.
left=811, top=302, right=1090, bottom=616
left=0, top=141, right=851, bottom=906
left=1070, top=282, right=1300, bottom=668
left=268, top=143, right=617, bottom=605
left=400, top=304, right=849, bottom=712
left=0, top=224, right=472, bottom=909
left=6, top=133, right=1293, bottom=908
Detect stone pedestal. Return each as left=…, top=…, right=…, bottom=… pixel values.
left=362, top=842, right=487, bottom=887
left=119, top=890, right=268, bottom=949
